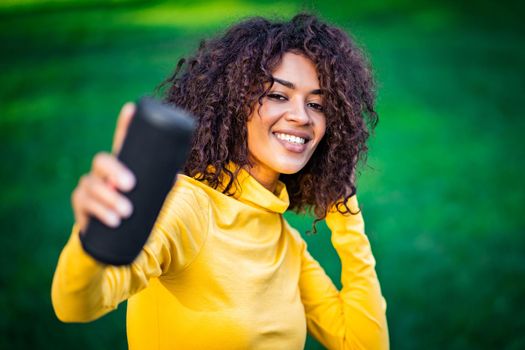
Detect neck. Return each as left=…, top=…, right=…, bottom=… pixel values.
left=242, top=163, right=280, bottom=193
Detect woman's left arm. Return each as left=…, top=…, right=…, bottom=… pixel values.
left=298, top=195, right=389, bottom=350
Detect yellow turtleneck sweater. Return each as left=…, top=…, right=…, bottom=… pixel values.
left=51, top=168, right=389, bottom=349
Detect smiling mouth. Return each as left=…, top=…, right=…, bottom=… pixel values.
left=272, top=132, right=311, bottom=154
left=273, top=132, right=309, bottom=145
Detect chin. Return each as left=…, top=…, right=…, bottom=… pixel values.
left=273, top=158, right=309, bottom=175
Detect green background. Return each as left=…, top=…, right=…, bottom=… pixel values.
left=1, top=0, right=524, bottom=349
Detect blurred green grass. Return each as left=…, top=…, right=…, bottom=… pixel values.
left=1, top=0, right=524, bottom=349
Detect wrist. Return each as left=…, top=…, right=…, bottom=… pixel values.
left=325, top=195, right=362, bottom=231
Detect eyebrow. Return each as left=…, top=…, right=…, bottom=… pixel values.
left=272, top=77, right=323, bottom=95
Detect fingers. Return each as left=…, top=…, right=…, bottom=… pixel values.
left=86, top=175, right=133, bottom=219
left=80, top=190, right=122, bottom=228
left=112, top=102, right=135, bottom=155
left=72, top=181, right=89, bottom=233
left=91, top=152, right=135, bottom=192
left=72, top=152, right=136, bottom=234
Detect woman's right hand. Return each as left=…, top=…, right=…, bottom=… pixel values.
left=71, top=103, right=137, bottom=234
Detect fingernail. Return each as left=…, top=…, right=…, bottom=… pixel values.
left=117, top=199, right=133, bottom=218
left=121, top=172, right=136, bottom=190
left=123, top=102, right=134, bottom=115
left=106, top=212, right=121, bottom=227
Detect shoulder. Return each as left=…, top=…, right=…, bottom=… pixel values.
left=169, top=174, right=211, bottom=211
left=155, top=174, right=211, bottom=233
left=148, top=175, right=212, bottom=275
left=162, top=174, right=215, bottom=214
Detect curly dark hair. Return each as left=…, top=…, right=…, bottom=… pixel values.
left=160, top=13, right=377, bottom=227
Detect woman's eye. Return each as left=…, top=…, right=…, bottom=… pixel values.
left=308, top=102, right=324, bottom=112
left=267, top=93, right=286, bottom=101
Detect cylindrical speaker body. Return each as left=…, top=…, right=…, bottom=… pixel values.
left=80, top=97, right=196, bottom=265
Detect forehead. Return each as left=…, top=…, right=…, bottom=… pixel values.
left=271, top=52, right=320, bottom=90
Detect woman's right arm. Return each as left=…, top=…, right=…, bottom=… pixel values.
left=51, top=221, right=170, bottom=322
left=51, top=183, right=203, bottom=322
left=51, top=103, right=205, bottom=322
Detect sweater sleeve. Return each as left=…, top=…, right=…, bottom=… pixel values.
left=299, top=195, right=389, bottom=350
left=51, top=182, right=208, bottom=323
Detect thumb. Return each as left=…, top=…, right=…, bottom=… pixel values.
left=112, top=102, right=135, bottom=155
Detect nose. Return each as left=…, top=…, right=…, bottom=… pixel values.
left=284, top=99, right=310, bottom=125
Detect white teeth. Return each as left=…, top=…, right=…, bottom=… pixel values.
left=275, top=133, right=306, bottom=145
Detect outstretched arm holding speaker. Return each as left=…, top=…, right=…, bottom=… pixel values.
left=51, top=100, right=199, bottom=322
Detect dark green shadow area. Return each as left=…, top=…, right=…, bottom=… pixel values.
left=1, top=0, right=524, bottom=349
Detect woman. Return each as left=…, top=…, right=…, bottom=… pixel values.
left=52, top=13, right=389, bottom=350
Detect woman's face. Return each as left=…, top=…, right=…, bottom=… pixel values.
left=245, top=52, right=326, bottom=188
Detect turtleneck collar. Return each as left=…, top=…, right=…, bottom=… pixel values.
left=184, top=162, right=290, bottom=214
left=227, top=164, right=289, bottom=214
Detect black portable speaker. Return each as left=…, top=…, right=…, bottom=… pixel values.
left=80, top=97, right=196, bottom=265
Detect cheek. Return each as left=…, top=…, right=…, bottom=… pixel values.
left=246, top=115, right=270, bottom=155
left=314, top=115, right=327, bottom=141
left=260, top=101, right=287, bottom=123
